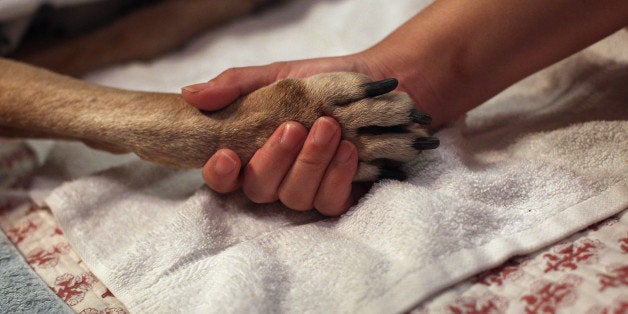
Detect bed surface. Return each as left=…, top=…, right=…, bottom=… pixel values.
left=1, top=0, right=627, bottom=312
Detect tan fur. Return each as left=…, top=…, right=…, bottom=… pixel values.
left=0, top=0, right=431, bottom=181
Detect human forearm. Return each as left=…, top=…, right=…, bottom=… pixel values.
left=361, top=0, right=628, bottom=127
left=181, top=0, right=626, bottom=214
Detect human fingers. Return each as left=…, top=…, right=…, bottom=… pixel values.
left=201, top=149, right=242, bottom=193
left=277, top=116, right=342, bottom=211
left=181, top=64, right=281, bottom=111
left=181, top=55, right=365, bottom=111
left=313, top=140, right=359, bottom=216
left=242, top=121, right=308, bottom=203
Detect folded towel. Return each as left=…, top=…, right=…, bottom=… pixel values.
left=47, top=31, right=627, bottom=314
left=8, top=0, right=625, bottom=312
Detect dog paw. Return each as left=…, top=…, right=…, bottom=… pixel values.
left=220, top=72, right=439, bottom=181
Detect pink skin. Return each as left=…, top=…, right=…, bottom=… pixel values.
left=182, top=55, right=417, bottom=216
left=183, top=0, right=627, bottom=216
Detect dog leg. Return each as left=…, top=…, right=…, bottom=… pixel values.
left=209, top=72, right=439, bottom=181
left=1, top=59, right=437, bottom=180
left=13, top=0, right=281, bottom=76
left=0, top=58, right=223, bottom=167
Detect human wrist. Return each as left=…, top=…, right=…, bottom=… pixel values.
left=357, top=33, right=459, bottom=129
left=365, top=0, right=628, bottom=130
left=357, top=1, right=518, bottom=129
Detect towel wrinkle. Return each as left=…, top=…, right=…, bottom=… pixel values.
left=461, top=60, right=628, bottom=140
left=14, top=0, right=625, bottom=311
left=161, top=204, right=324, bottom=279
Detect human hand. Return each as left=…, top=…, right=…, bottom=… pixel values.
left=181, top=53, right=436, bottom=215
left=181, top=0, right=628, bottom=215
left=181, top=56, right=373, bottom=215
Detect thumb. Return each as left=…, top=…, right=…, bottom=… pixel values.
left=181, top=64, right=281, bottom=111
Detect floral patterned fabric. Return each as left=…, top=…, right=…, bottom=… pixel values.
left=413, top=210, right=628, bottom=314
left=0, top=200, right=128, bottom=314
left=1, top=140, right=625, bottom=313
left=0, top=140, right=127, bottom=313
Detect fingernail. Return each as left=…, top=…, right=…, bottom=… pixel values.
left=279, top=123, right=303, bottom=150
left=181, top=82, right=213, bottom=93
left=312, top=117, right=338, bottom=145
left=334, top=141, right=354, bottom=163
left=182, top=86, right=199, bottom=93
left=214, top=152, right=236, bottom=176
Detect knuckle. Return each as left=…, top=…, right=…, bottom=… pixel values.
left=269, top=61, right=288, bottom=73
left=315, top=204, right=344, bottom=217
left=269, top=61, right=287, bottom=69
left=242, top=172, right=279, bottom=203
left=243, top=185, right=277, bottom=204
left=278, top=188, right=312, bottom=211
left=203, top=171, right=234, bottom=195
left=297, top=144, right=337, bottom=170
left=205, top=175, right=237, bottom=194
left=296, top=153, right=330, bottom=169
left=211, top=184, right=236, bottom=194
left=313, top=187, right=349, bottom=216
left=313, top=199, right=336, bottom=215
left=222, top=67, right=239, bottom=75
left=206, top=176, right=239, bottom=194
left=220, top=67, right=244, bottom=83
left=314, top=193, right=349, bottom=216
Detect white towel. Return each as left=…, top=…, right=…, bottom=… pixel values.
left=23, top=0, right=628, bottom=312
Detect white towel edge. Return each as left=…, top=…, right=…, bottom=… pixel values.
left=375, top=180, right=628, bottom=313
left=46, top=178, right=627, bottom=313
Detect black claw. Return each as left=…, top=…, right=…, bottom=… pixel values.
left=410, top=109, right=432, bottom=125
left=413, top=137, right=440, bottom=150
left=378, top=169, right=408, bottom=181
left=362, top=78, right=398, bottom=97
left=370, top=159, right=406, bottom=181
left=358, top=124, right=409, bottom=135
left=371, top=158, right=405, bottom=170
